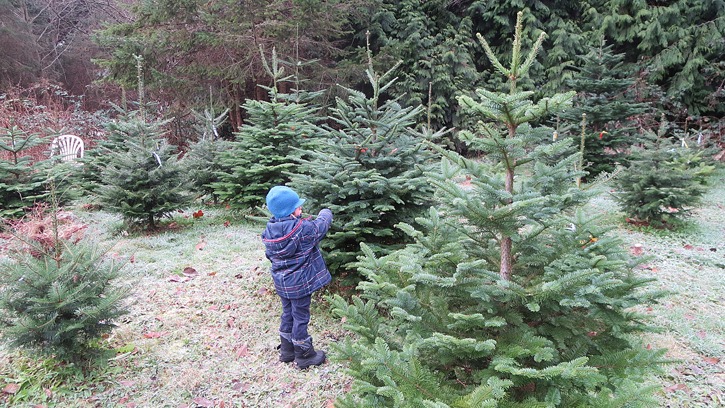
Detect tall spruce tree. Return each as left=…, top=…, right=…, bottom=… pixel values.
left=0, top=126, right=49, bottom=218
left=561, top=42, right=649, bottom=178
left=330, top=12, right=666, bottom=407
left=212, top=49, right=322, bottom=211
left=290, top=54, right=439, bottom=278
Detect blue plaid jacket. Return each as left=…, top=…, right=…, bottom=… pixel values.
left=261, top=209, right=332, bottom=299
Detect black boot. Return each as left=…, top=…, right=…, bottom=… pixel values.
left=277, top=333, right=295, bottom=363
left=293, top=337, right=326, bottom=369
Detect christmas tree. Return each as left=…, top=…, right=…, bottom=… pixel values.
left=0, top=126, right=49, bottom=218
left=96, top=110, right=191, bottom=229
left=183, top=107, right=230, bottom=204
left=96, top=56, right=192, bottom=229
left=614, top=115, right=714, bottom=228
left=290, top=51, right=440, bottom=277
left=213, top=48, right=322, bottom=211
left=330, top=12, right=666, bottom=406
left=0, top=193, right=129, bottom=362
left=561, top=41, right=648, bottom=179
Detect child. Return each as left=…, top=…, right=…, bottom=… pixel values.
left=261, top=185, right=333, bottom=369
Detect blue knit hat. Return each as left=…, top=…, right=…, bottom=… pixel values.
left=266, top=186, right=306, bottom=218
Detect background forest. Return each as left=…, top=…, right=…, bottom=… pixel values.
left=1, top=0, right=723, bottom=143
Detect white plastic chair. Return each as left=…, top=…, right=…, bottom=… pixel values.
left=50, top=135, right=84, bottom=162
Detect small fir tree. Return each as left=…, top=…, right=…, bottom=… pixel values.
left=96, top=57, right=192, bottom=229
left=97, top=110, right=192, bottom=229
left=0, top=126, right=50, bottom=218
left=290, top=54, right=440, bottom=277
left=0, top=193, right=129, bottom=362
left=614, top=115, right=714, bottom=228
left=213, top=48, right=322, bottom=211
left=562, top=42, right=648, bottom=178
left=183, top=107, right=230, bottom=203
left=330, top=12, right=666, bottom=407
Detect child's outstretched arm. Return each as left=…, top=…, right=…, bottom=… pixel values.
left=310, top=209, right=332, bottom=244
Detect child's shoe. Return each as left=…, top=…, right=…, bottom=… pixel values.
left=293, top=337, right=326, bottom=369
left=278, top=333, right=295, bottom=362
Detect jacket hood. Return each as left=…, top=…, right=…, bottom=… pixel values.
left=262, top=216, right=301, bottom=258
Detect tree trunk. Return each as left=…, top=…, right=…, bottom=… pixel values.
left=500, top=124, right=517, bottom=280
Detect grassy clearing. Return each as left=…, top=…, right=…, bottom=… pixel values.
left=587, top=168, right=724, bottom=407
left=1, top=170, right=723, bottom=407
left=1, top=206, right=352, bottom=407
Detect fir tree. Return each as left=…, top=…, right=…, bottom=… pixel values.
left=96, top=56, right=192, bottom=229
left=561, top=42, right=649, bottom=179
left=614, top=115, right=715, bottom=228
left=0, top=191, right=129, bottom=362
left=97, top=110, right=192, bottom=229
left=330, top=12, right=666, bottom=407
left=290, top=53, right=440, bottom=277
left=0, top=126, right=49, bottom=218
left=213, top=48, right=322, bottom=211
left=183, top=107, right=230, bottom=203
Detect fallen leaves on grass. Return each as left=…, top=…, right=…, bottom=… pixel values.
left=703, top=357, right=720, bottom=365
left=235, top=344, right=249, bottom=359
left=664, top=383, right=691, bottom=393
left=2, top=383, right=20, bottom=395
left=143, top=331, right=168, bottom=339
left=168, top=267, right=200, bottom=283
left=192, top=397, right=214, bottom=407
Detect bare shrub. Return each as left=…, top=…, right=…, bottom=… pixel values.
left=1, top=203, right=87, bottom=257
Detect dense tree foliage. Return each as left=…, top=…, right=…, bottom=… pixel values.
left=290, top=58, right=439, bottom=277
left=0, top=127, right=49, bottom=218
left=96, top=107, right=192, bottom=229
left=596, top=0, right=725, bottom=117
left=561, top=43, right=650, bottom=178
left=92, top=0, right=362, bottom=131
left=330, top=14, right=667, bottom=406
left=0, top=205, right=129, bottom=362
left=2, top=1, right=722, bottom=133
left=212, top=49, right=323, bottom=211
left=182, top=107, right=230, bottom=203
left=615, top=116, right=716, bottom=228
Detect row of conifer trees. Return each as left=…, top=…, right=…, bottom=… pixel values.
left=0, top=12, right=717, bottom=406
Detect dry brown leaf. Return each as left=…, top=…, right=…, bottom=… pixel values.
left=167, top=275, right=187, bottom=283
left=143, top=331, right=168, bottom=339
left=182, top=267, right=198, bottom=277
left=703, top=357, right=720, bottom=365
left=3, top=383, right=20, bottom=394
left=192, top=397, right=214, bottom=408
left=235, top=344, right=249, bottom=359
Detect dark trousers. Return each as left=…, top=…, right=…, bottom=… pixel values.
left=279, top=295, right=311, bottom=341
